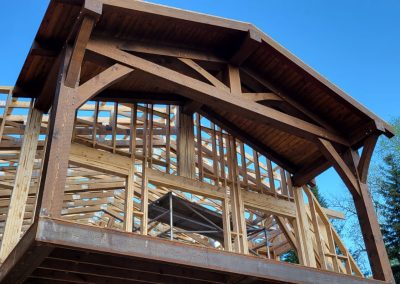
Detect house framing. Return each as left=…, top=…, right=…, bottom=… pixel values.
left=0, top=0, right=394, bottom=283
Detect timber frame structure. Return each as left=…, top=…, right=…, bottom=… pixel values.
left=0, top=0, right=395, bottom=283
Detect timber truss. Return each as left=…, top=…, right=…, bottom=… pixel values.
left=0, top=0, right=395, bottom=283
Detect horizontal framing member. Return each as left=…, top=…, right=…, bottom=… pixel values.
left=35, top=218, right=383, bottom=284
left=146, top=168, right=225, bottom=199
left=69, top=143, right=131, bottom=176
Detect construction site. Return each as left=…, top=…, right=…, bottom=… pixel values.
left=0, top=0, right=395, bottom=283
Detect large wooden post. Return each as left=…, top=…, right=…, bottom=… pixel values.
left=38, top=52, right=79, bottom=217
left=0, top=105, right=43, bottom=262
left=228, top=136, right=248, bottom=254
left=318, top=138, right=394, bottom=282
left=124, top=104, right=137, bottom=232
left=226, top=65, right=248, bottom=254
left=35, top=3, right=101, bottom=218
left=347, top=147, right=394, bottom=283
left=177, top=106, right=196, bottom=179
left=353, top=182, right=393, bottom=281
left=36, top=3, right=135, bottom=219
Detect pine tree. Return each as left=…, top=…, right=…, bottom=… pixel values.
left=378, top=154, right=400, bottom=282
left=311, top=185, right=328, bottom=208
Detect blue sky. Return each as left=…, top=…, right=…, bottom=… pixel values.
left=0, top=1, right=399, bottom=199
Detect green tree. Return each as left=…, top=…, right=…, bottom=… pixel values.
left=281, top=249, right=298, bottom=264
left=374, top=118, right=400, bottom=282
left=377, top=154, right=400, bottom=282
left=310, top=185, right=328, bottom=208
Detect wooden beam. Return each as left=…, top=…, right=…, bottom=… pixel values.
left=178, top=58, right=229, bottom=91
left=65, top=16, right=95, bottom=87
left=74, top=63, right=133, bottom=107
left=146, top=168, right=225, bottom=199
left=38, top=50, right=131, bottom=218
left=227, top=136, right=248, bottom=254
left=69, top=143, right=131, bottom=176
left=35, top=0, right=103, bottom=111
left=119, top=39, right=225, bottom=63
left=64, top=0, right=102, bottom=88
left=0, top=86, right=12, bottom=94
left=242, top=92, right=282, bottom=102
left=304, top=186, right=327, bottom=270
left=37, top=80, right=78, bottom=217
left=314, top=141, right=393, bottom=280
left=243, top=191, right=296, bottom=218
left=0, top=89, right=12, bottom=143
left=276, top=216, right=298, bottom=253
left=357, top=135, right=378, bottom=183
left=124, top=163, right=135, bottom=232
left=344, top=150, right=395, bottom=282
left=228, top=65, right=242, bottom=94
left=36, top=218, right=379, bottom=284
left=318, top=138, right=360, bottom=196
left=86, top=39, right=350, bottom=146
left=0, top=107, right=43, bottom=262
left=177, top=107, right=196, bottom=179
left=323, top=207, right=345, bottom=220
left=353, top=182, right=394, bottom=282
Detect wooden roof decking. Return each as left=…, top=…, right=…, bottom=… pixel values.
left=13, top=0, right=392, bottom=177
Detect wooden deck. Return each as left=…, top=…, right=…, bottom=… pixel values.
left=0, top=218, right=386, bottom=284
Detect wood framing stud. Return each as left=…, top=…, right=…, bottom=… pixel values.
left=0, top=107, right=42, bottom=262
